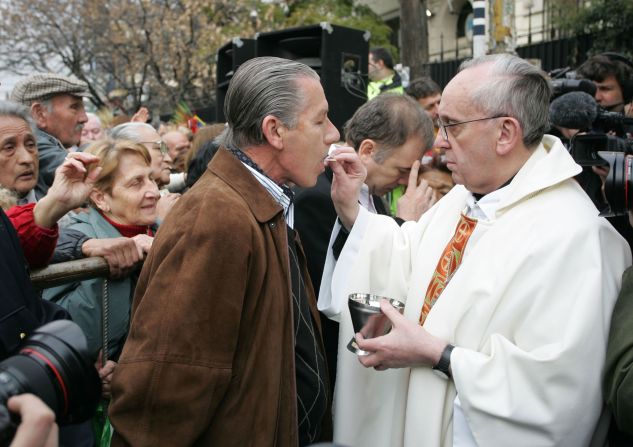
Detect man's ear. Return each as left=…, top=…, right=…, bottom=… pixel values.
left=261, top=115, right=284, bottom=150
left=495, top=117, right=522, bottom=156
left=30, top=102, right=49, bottom=129
left=90, top=189, right=110, bottom=213
left=357, top=139, right=377, bottom=163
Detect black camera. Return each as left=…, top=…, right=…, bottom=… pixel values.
left=548, top=67, right=597, bottom=99
left=599, top=151, right=633, bottom=216
left=570, top=134, right=633, bottom=216
left=570, top=134, right=633, bottom=166
left=0, top=320, right=101, bottom=445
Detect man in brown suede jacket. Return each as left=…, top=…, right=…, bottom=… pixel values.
left=108, top=57, right=340, bottom=446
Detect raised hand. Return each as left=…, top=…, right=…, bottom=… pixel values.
left=327, top=145, right=367, bottom=230
left=396, top=160, right=436, bottom=221
left=34, top=152, right=101, bottom=228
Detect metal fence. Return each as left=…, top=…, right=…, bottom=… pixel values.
left=424, top=34, right=595, bottom=88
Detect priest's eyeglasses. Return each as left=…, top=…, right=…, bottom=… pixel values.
left=436, top=116, right=506, bottom=141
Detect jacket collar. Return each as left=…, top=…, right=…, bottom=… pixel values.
left=496, top=134, right=581, bottom=216
left=209, top=147, right=284, bottom=224
left=35, top=128, right=65, bottom=150
left=69, top=207, right=125, bottom=238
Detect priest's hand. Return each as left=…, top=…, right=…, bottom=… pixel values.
left=396, top=160, right=436, bottom=221
left=328, top=146, right=366, bottom=230
left=356, top=299, right=446, bottom=371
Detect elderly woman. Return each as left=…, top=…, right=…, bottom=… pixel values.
left=44, top=139, right=159, bottom=364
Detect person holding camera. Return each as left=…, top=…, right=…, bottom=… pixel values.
left=577, top=53, right=633, bottom=115
left=320, top=53, right=630, bottom=447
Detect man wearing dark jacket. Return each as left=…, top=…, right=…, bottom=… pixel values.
left=11, top=73, right=90, bottom=199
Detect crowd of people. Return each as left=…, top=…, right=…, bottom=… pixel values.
left=0, top=47, right=632, bottom=447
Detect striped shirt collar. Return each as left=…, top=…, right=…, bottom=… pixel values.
left=227, top=146, right=294, bottom=228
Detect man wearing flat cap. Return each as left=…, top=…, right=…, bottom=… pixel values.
left=11, top=73, right=90, bottom=198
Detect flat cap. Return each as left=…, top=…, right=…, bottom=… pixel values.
left=11, top=73, right=91, bottom=105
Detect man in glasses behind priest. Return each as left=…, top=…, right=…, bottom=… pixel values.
left=318, top=53, right=631, bottom=447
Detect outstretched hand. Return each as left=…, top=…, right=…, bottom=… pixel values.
left=130, top=107, right=150, bottom=123
left=34, top=152, right=101, bottom=228
left=396, top=160, right=436, bottom=221
left=327, top=146, right=367, bottom=230
left=356, top=299, right=446, bottom=371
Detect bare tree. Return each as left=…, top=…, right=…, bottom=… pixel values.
left=399, top=0, right=429, bottom=78
left=0, top=0, right=389, bottom=115
left=0, top=0, right=249, bottom=114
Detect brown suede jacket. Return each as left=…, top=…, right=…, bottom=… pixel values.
left=109, top=148, right=327, bottom=446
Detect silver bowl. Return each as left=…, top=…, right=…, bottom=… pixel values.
left=346, top=293, right=405, bottom=356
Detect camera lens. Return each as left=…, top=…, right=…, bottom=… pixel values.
left=600, top=151, right=633, bottom=216
left=0, top=321, right=100, bottom=426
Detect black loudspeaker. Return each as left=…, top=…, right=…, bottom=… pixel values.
left=256, top=23, right=369, bottom=134
left=216, top=38, right=257, bottom=122
left=602, top=52, right=633, bottom=104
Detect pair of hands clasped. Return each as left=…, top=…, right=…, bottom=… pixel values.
left=326, top=148, right=447, bottom=371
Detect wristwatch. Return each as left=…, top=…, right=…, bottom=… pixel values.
left=432, top=344, right=455, bottom=379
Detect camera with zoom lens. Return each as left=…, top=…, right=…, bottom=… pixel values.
left=570, top=134, right=633, bottom=216
left=0, top=320, right=101, bottom=446
left=548, top=67, right=597, bottom=100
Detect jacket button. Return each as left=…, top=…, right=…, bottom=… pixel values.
left=269, top=222, right=276, bottom=228
left=19, top=332, right=26, bottom=339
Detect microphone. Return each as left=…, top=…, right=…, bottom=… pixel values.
left=549, top=91, right=598, bottom=130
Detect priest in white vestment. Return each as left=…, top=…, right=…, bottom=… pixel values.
left=320, top=54, right=632, bottom=447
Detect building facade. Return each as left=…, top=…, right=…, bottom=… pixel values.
left=360, top=0, right=571, bottom=62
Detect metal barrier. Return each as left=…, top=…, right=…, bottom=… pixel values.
left=30, top=257, right=110, bottom=290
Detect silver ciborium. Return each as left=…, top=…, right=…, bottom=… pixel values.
left=347, top=293, right=405, bottom=356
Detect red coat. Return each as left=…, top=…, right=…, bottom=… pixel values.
left=109, top=148, right=327, bottom=446
left=6, top=202, right=57, bottom=268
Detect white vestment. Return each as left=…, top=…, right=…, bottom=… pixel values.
left=319, top=135, right=631, bottom=447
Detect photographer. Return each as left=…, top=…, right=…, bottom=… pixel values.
left=577, top=53, right=633, bottom=114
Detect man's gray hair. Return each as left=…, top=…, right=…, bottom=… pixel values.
left=460, top=54, right=551, bottom=148
left=0, top=100, right=37, bottom=135
left=219, top=57, right=320, bottom=148
left=344, top=94, right=434, bottom=163
left=109, top=122, right=157, bottom=143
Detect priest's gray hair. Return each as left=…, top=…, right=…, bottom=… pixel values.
left=0, top=100, right=36, bottom=135
left=460, top=54, right=551, bottom=148
left=109, top=122, right=157, bottom=142
left=219, top=56, right=320, bottom=149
